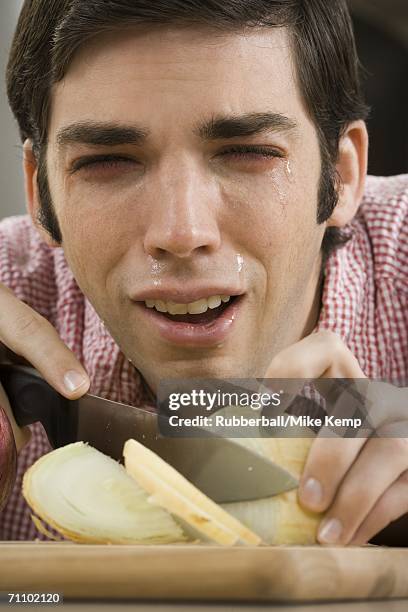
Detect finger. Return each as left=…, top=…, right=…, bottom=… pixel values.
left=316, top=437, right=408, bottom=545
left=298, top=436, right=364, bottom=511
left=266, top=330, right=365, bottom=379
left=313, top=378, right=371, bottom=430
left=350, top=472, right=408, bottom=545
left=0, top=283, right=89, bottom=398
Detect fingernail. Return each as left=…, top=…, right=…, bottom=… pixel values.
left=318, top=518, right=343, bottom=544
left=64, top=370, right=88, bottom=393
left=300, top=477, right=323, bottom=508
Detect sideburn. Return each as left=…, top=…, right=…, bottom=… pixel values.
left=317, top=149, right=351, bottom=265
left=37, top=151, right=62, bottom=244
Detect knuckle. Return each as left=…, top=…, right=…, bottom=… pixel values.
left=318, top=329, right=338, bottom=343
left=318, top=330, right=344, bottom=353
left=12, top=310, right=43, bottom=342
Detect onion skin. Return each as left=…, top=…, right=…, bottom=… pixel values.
left=0, top=403, right=17, bottom=512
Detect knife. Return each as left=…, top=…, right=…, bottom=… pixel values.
left=0, top=363, right=298, bottom=503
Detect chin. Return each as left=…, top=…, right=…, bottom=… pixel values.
left=155, top=355, right=251, bottom=381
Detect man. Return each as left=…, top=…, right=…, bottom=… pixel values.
left=0, top=0, right=406, bottom=544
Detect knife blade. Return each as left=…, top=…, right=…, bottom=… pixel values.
left=0, top=363, right=299, bottom=502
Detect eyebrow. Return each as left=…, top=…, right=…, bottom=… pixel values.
left=55, top=112, right=298, bottom=150
left=56, top=122, right=150, bottom=149
left=196, top=112, right=298, bottom=140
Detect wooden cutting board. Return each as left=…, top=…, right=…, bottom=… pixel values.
left=0, top=543, right=407, bottom=602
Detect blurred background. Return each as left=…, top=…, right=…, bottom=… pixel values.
left=0, top=0, right=407, bottom=220
left=0, top=0, right=24, bottom=220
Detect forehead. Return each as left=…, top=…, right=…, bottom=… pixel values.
left=49, top=26, right=308, bottom=139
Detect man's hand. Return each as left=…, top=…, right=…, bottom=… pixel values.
left=0, top=282, right=90, bottom=399
left=266, top=330, right=408, bottom=545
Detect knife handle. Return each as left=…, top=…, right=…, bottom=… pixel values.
left=0, top=363, right=71, bottom=447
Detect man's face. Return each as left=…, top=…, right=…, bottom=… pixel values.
left=44, top=27, right=325, bottom=391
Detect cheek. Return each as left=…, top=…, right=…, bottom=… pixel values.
left=219, top=158, right=320, bottom=256
left=57, top=193, right=138, bottom=296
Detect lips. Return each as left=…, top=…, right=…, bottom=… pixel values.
left=131, top=286, right=244, bottom=304
left=134, top=294, right=244, bottom=347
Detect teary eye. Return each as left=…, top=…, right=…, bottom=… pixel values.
left=70, top=155, right=137, bottom=173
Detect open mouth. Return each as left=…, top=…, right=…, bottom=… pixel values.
left=140, top=294, right=241, bottom=326
left=154, top=296, right=238, bottom=325
left=135, top=294, right=243, bottom=346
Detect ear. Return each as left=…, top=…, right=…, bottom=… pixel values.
left=326, top=120, right=368, bottom=228
left=23, top=139, right=59, bottom=247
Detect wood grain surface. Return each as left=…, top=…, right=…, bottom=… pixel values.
left=0, top=543, right=407, bottom=602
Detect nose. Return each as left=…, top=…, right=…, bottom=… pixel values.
left=143, top=158, right=221, bottom=259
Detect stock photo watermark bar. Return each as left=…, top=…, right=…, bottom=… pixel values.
left=157, top=378, right=408, bottom=438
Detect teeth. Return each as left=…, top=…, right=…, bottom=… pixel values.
left=144, top=294, right=232, bottom=315
left=207, top=296, right=222, bottom=309
left=155, top=300, right=167, bottom=313
left=188, top=299, right=208, bottom=314
left=166, top=302, right=188, bottom=315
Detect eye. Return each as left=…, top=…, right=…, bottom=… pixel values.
left=218, top=145, right=284, bottom=161
left=70, top=154, right=138, bottom=173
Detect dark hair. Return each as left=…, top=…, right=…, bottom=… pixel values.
left=7, top=0, right=369, bottom=257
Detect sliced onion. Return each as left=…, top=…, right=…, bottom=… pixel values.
left=124, top=438, right=262, bottom=546
left=22, top=430, right=320, bottom=546
left=23, top=442, right=186, bottom=544
left=220, top=433, right=320, bottom=544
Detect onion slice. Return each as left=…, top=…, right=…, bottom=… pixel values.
left=124, top=438, right=262, bottom=546
left=22, top=432, right=319, bottom=545
left=22, top=442, right=186, bottom=544
left=221, top=432, right=321, bottom=544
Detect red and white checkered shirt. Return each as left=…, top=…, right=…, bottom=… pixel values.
left=0, top=174, right=407, bottom=540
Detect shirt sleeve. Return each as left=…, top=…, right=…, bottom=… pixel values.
left=0, top=215, right=57, bottom=321
left=360, top=174, right=408, bottom=288
left=359, top=175, right=408, bottom=381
